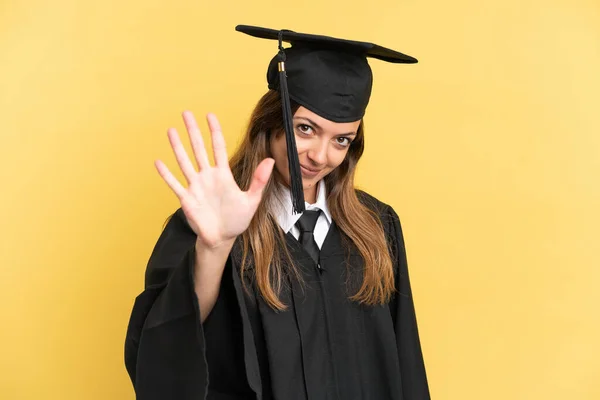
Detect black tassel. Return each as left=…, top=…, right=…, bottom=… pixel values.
left=277, top=30, right=305, bottom=214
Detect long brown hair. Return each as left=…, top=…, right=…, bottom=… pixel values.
left=229, top=90, right=394, bottom=310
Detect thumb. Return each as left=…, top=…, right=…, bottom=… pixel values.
left=246, top=158, right=275, bottom=204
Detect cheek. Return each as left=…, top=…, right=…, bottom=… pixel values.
left=327, top=149, right=348, bottom=169
left=294, top=139, right=311, bottom=154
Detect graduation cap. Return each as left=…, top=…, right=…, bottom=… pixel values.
left=235, top=25, right=417, bottom=213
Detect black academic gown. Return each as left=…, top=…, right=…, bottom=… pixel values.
left=124, top=191, right=430, bottom=400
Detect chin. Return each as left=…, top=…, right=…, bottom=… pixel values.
left=302, top=176, right=321, bottom=188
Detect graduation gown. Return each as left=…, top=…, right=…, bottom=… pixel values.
left=124, top=191, right=430, bottom=399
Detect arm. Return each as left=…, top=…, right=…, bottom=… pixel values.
left=124, top=209, right=211, bottom=399
left=387, top=205, right=431, bottom=399
left=124, top=111, right=273, bottom=399
left=194, top=237, right=234, bottom=323
left=124, top=210, right=253, bottom=399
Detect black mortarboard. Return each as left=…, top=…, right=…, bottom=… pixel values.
left=236, top=25, right=418, bottom=213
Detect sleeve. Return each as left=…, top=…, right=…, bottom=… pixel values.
left=124, top=208, right=209, bottom=400
left=386, top=205, right=431, bottom=399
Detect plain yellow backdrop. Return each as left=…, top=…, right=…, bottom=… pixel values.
left=1, top=0, right=599, bottom=399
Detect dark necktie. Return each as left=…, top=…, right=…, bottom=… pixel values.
left=295, top=209, right=321, bottom=266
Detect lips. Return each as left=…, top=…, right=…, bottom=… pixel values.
left=300, top=164, right=321, bottom=173
left=300, top=165, right=322, bottom=178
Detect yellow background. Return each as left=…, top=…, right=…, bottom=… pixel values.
left=1, top=0, right=599, bottom=398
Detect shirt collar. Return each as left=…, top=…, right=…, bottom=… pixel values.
left=272, top=179, right=332, bottom=234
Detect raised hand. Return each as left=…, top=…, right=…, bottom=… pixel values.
left=154, top=111, right=275, bottom=249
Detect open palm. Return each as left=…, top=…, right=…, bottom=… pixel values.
left=155, top=111, right=274, bottom=248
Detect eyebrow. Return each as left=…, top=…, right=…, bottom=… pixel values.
left=294, top=116, right=358, bottom=137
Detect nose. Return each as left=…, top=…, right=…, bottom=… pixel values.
left=306, top=138, right=328, bottom=166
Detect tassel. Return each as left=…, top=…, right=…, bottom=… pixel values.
left=277, top=30, right=305, bottom=214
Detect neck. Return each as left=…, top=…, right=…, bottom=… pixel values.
left=275, top=171, right=319, bottom=205
left=304, top=183, right=318, bottom=204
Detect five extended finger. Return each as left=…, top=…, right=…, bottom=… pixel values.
left=167, top=127, right=197, bottom=183
left=206, top=113, right=229, bottom=169
left=182, top=111, right=210, bottom=171
left=154, top=159, right=186, bottom=199
left=247, top=158, right=275, bottom=202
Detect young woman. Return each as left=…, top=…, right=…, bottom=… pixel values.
left=125, top=25, right=430, bottom=400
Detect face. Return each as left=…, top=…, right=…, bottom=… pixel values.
left=270, top=106, right=361, bottom=203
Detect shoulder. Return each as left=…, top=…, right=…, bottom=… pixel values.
left=355, top=189, right=398, bottom=218
left=354, top=189, right=404, bottom=238
left=162, top=208, right=195, bottom=234
left=150, top=208, right=196, bottom=260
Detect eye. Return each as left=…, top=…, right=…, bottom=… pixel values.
left=336, top=137, right=352, bottom=147
left=296, top=124, right=313, bottom=135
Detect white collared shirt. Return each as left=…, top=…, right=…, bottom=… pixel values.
left=272, top=180, right=332, bottom=249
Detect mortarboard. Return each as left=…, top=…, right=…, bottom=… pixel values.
left=235, top=25, right=418, bottom=213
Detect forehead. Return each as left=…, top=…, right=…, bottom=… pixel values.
left=294, top=106, right=361, bottom=133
